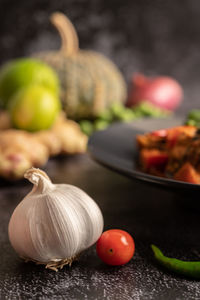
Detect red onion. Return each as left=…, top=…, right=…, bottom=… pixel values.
left=127, top=74, right=183, bottom=111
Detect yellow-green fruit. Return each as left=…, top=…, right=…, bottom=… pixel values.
left=0, top=58, right=60, bottom=107
left=9, top=85, right=61, bottom=131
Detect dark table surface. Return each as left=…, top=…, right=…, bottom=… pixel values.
left=0, top=155, right=200, bottom=300
left=1, top=0, right=200, bottom=299
left=1, top=154, right=200, bottom=300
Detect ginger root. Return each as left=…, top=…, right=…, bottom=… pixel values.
left=0, top=111, right=88, bottom=179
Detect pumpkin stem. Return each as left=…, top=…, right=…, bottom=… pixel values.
left=50, top=12, right=79, bottom=55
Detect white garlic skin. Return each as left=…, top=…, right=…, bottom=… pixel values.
left=8, top=169, right=104, bottom=264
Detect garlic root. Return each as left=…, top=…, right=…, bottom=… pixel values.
left=22, top=254, right=79, bottom=271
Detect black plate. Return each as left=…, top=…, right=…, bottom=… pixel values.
left=88, top=117, right=200, bottom=190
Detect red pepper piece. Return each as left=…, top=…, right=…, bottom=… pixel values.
left=174, top=163, right=200, bottom=184
left=167, top=131, right=180, bottom=148
left=167, top=126, right=197, bottom=148
left=151, top=129, right=168, bottom=138
left=140, top=149, right=168, bottom=171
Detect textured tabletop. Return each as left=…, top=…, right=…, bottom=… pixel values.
left=1, top=155, right=200, bottom=299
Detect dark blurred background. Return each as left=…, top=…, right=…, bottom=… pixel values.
left=0, top=0, right=200, bottom=114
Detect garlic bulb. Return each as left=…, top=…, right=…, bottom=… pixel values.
left=8, top=168, right=104, bottom=271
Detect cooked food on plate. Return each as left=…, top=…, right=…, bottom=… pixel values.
left=137, top=125, right=200, bottom=184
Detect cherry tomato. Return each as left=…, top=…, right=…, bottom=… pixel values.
left=96, top=229, right=135, bottom=266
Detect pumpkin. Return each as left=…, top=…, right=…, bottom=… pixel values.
left=33, top=13, right=127, bottom=120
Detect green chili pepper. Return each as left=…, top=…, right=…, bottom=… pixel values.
left=188, top=109, right=200, bottom=122
left=151, top=244, right=200, bottom=279
left=185, top=109, right=200, bottom=128
left=94, top=119, right=109, bottom=131
left=79, top=120, right=94, bottom=136
left=97, top=110, right=113, bottom=122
